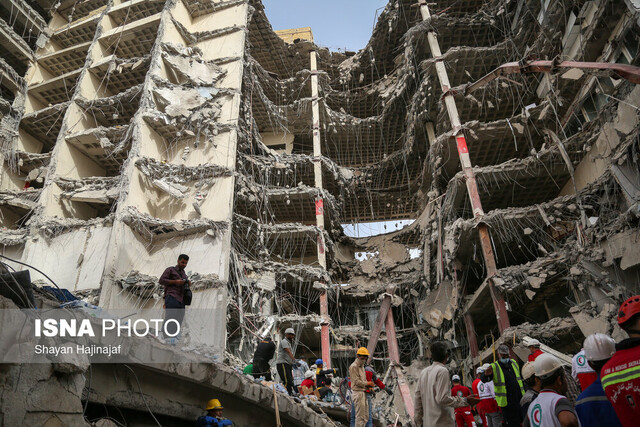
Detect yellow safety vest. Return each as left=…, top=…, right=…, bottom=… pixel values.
left=492, top=360, right=525, bottom=407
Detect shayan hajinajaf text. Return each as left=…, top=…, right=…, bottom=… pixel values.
left=35, top=344, right=122, bottom=357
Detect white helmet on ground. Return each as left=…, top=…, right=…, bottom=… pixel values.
left=584, top=333, right=616, bottom=362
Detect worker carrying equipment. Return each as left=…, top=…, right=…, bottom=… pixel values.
left=196, top=399, right=232, bottom=427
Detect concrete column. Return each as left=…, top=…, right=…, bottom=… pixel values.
left=310, top=50, right=331, bottom=367
left=419, top=0, right=510, bottom=333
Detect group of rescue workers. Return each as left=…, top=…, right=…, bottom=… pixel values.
left=410, top=294, right=640, bottom=427
left=168, top=241, right=638, bottom=427
left=195, top=295, right=640, bottom=427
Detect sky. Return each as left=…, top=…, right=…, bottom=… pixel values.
left=263, top=0, right=389, bottom=52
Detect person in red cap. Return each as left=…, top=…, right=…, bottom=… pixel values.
left=601, top=295, right=640, bottom=426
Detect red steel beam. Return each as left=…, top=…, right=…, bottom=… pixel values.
left=366, top=293, right=393, bottom=362
left=385, top=307, right=414, bottom=418
left=466, top=60, right=640, bottom=94
left=320, top=292, right=330, bottom=368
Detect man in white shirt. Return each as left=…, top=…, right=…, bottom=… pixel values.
left=413, top=341, right=479, bottom=427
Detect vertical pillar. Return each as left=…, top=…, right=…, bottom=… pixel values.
left=419, top=0, right=510, bottom=333
left=310, top=50, right=331, bottom=367
left=385, top=308, right=415, bottom=418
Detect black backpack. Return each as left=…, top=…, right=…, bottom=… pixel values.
left=183, top=280, right=193, bottom=305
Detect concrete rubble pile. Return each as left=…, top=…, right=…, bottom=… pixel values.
left=0, top=0, right=639, bottom=425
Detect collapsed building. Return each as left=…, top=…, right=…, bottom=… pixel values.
left=0, top=0, right=639, bottom=425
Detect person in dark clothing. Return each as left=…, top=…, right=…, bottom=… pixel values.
left=252, top=336, right=276, bottom=380
left=315, top=358, right=337, bottom=388
left=491, top=344, right=525, bottom=427
left=159, top=254, right=189, bottom=341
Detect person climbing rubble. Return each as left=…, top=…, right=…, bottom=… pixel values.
left=350, top=347, right=375, bottom=427
left=524, top=354, right=580, bottom=427
left=292, top=356, right=309, bottom=392
left=602, top=295, right=640, bottom=426
left=491, top=344, right=525, bottom=426
left=520, top=361, right=541, bottom=418
left=413, top=341, right=478, bottom=427
left=526, top=338, right=545, bottom=362
left=252, top=336, right=275, bottom=381
left=478, top=364, right=503, bottom=427
left=159, top=254, right=190, bottom=343
left=451, top=374, right=476, bottom=427
left=195, top=399, right=232, bottom=427
left=575, top=333, right=620, bottom=427
left=571, top=347, right=597, bottom=391
left=275, top=327, right=296, bottom=395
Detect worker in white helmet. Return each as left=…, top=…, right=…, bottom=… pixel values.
left=524, top=354, right=579, bottom=427
left=520, top=362, right=541, bottom=418
left=526, top=338, right=544, bottom=362
left=575, top=334, right=621, bottom=427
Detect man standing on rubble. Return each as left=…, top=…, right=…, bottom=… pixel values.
left=524, top=354, right=580, bottom=427
left=292, top=356, right=309, bottom=392
left=275, top=328, right=296, bottom=395
left=491, top=344, right=525, bottom=426
left=414, top=341, right=478, bottom=426
left=350, top=347, right=375, bottom=427
left=159, top=254, right=189, bottom=343
left=576, top=333, right=621, bottom=427
left=602, top=295, right=640, bottom=426
left=252, top=336, right=275, bottom=380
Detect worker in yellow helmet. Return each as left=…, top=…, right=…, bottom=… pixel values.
left=195, top=399, right=232, bottom=427
left=349, top=347, right=375, bottom=427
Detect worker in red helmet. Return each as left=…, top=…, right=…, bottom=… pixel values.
left=601, top=295, right=640, bottom=426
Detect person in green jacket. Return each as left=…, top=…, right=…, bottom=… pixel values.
left=491, top=344, right=525, bottom=427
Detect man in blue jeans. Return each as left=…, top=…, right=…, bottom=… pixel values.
left=159, top=254, right=189, bottom=342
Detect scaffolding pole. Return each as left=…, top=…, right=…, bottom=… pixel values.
left=419, top=0, right=510, bottom=335
left=310, top=50, right=331, bottom=367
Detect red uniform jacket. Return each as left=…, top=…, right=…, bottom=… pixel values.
left=528, top=349, right=544, bottom=362
left=451, top=384, right=472, bottom=414
left=601, top=338, right=640, bottom=427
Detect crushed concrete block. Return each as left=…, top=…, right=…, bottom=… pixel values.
left=527, top=276, right=545, bottom=289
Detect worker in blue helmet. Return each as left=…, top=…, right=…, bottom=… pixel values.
left=315, top=358, right=338, bottom=391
